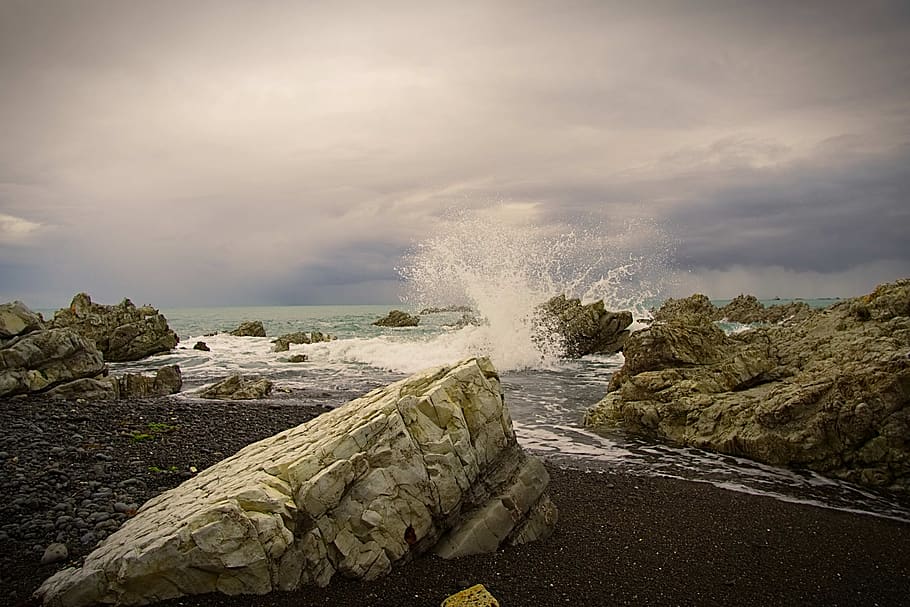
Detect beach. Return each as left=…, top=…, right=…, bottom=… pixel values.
left=2, top=395, right=908, bottom=607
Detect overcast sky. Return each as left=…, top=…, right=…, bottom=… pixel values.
left=1, top=0, right=908, bottom=307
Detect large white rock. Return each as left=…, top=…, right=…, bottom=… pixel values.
left=36, top=357, right=556, bottom=606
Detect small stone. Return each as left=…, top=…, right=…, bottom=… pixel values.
left=41, top=543, right=68, bottom=565
left=441, top=584, right=500, bottom=607
left=113, top=502, right=130, bottom=513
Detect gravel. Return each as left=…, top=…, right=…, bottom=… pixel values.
left=2, top=394, right=909, bottom=607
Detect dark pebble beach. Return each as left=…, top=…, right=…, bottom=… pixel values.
left=1, top=396, right=908, bottom=607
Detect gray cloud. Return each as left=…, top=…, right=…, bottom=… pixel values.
left=1, top=0, right=908, bottom=307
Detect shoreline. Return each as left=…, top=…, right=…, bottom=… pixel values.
left=2, top=396, right=908, bottom=607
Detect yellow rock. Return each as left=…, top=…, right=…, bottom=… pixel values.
left=441, top=583, right=500, bottom=607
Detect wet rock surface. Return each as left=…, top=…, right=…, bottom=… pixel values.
left=586, top=279, right=910, bottom=492
left=535, top=295, right=632, bottom=357
left=229, top=321, right=267, bottom=337
left=373, top=310, right=420, bottom=327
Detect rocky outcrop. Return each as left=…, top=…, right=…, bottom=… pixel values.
left=652, top=293, right=815, bottom=325
left=230, top=321, right=267, bottom=337
left=50, top=293, right=178, bottom=362
left=272, top=331, right=333, bottom=353
left=197, top=374, right=273, bottom=400
left=586, top=279, right=910, bottom=492
left=535, top=295, right=633, bottom=357
left=0, top=300, right=45, bottom=338
left=43, top=366, right=182, bottom=401
left=1, top=326, right=105, bottom=398
left=35, top=358, right=556, bottom=606
left=373, top=310, right=420, bottom=327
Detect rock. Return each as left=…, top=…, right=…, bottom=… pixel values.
left=117, top=365, right=183, bottom=398
left=373, top=310, right=420, bottom=327
left=0, top=301, right=45, bottom=339
left=419, top=306, right=474, bottom=314
left=230, top=321, right=266, bottom=337
left=715, top=294, right=813, bottom=324
left=35, top=358, right=555, bottom=606
left=193, top=342, right=210, bottom=352
left=44, top=378, right=119, bottom=401
left=271, top=332, right=333, bottom=353
left=41, top=543, right=68, bottom=565
left=197, top=375, right=273, bottom=400
left=650, top=293, right=716, bottom=325
left=287, top=355, right=308, bottom=363
left=50, top=293, right=179, bottom=362
left=585, top=279, right=910, bottom=492
left=0, top=326, right=106, bottom=398
left=535, top=295, right=633, bottom=357
left=442, top=584, right=500, bottom=607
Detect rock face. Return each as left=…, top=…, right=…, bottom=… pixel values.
left=535, top=295, right=633, bottom=357
left=230, top=321, right=267, bottom=337
left=197, top=374, right=273, bottom=400
left=35, top=358, right=556, bottom=606
left=373, top=310, right=420, bottom=327
left=1, top=326, right=105, bottom=398
left=585, top=279, right=910, bottom=492
left=50, top=293, right=178, bottom=362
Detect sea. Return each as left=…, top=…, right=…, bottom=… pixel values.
left=103, top=301, right=910, bottom=523
left=64, top=214, right=910, bottom=521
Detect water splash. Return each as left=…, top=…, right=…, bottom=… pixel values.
left=396, top=208, right=675, bottom=371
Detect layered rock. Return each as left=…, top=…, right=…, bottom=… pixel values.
left=535, top=295, right=633, bottom=357
left=50, top=293, right=178, bottom=362
left=42, top=366, right=182, bottom=401
left=1, top=327, right=105, bottom=398
left=36, top=358, right=556, bottom=606
left=230, top=321, right=267, bottom=337
left=197, top=374, right=273, bottom=400
left=373, top=310, right=420, bottom=327
left=586, top=279, right=910, bottom=492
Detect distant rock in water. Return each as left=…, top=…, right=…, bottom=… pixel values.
left=35, top=358, right=556, bottom=606
left=419, top=305, right=474, bottom=314
left=50, top=293, right=179, bottom=362
left=272, top=331, right=333, bottom=352
left=652, top=293, right=815, bottom=326
left=287, top=354, right=308, bottom=363
left=230, top=320, right=267, bottom=337
left=535, top=295, right=632, bottom=357
left=197, top=374, right=273, bottom=400
left=586, top=278, right=910, bottom=493
left=193, top=341, right=210, bottom=351
left=373, top=310, right=420, bottom=327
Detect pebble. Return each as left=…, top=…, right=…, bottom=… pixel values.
left=40, top=543, right=68, bottom=565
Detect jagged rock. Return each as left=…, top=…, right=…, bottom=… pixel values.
left=288, top=354, right=308, bottom=363
left=193, top=341, right=210, bottom=352
left=535, top=295, right=633, bottom=357
left=586, top=279, right=910, bottom=492
left=35, top=358, right=556, bottom=606
left=0, top=327, right=106, bottom=398
left=230, top=321, right=267, bottom=337
left=197, top=374, right=273, bottom=400
left=373, top=310, right=420, bottom=327
left=50, top=293, right=178, bottom=362
left=715, top=294, right=813, bottom=324
left=442, top=584, right=500, bottom=607
left=0, top=300, right=45, bottom=339
left=271, top=332, right=333, bottom=353
left=650, top=293, right=716, bottom=325
left=117, top=365, right=183, bottom=398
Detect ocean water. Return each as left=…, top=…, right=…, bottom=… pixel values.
left=101, top=213, right=905, bottom=521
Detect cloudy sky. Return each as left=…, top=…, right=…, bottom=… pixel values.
left=1, top=0, right=908, bottom=307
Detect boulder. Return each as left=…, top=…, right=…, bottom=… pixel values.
left=197, top=374, right=273, bottom=400
left=0, top=300, right=45, bottom=339
left=35, top=358, right=556, bottom=606
left=50, top=293, right=178, bottom=362
left=443, top=584, right=500, bottom=607
left=0, top=327, right=106, bottom=398
left=373, top=310, right=420, bottom=327
left=230, top=321, right=267, bottom=337
left=272, top=332, right=333, bottom=353
left=193, top=341, right=210, bottom=352
left=535, top=295, right=633, bottom=357
left=288, top=354, right=308, bottom=363
left=117, top=365, right=183, bottom=398
left=585, top=279, right=910, bottom=492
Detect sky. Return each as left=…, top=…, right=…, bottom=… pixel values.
left=1, top=0, right=908, bottom=307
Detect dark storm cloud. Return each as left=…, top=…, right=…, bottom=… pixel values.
left=1, top=0, right=908, bottom=304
